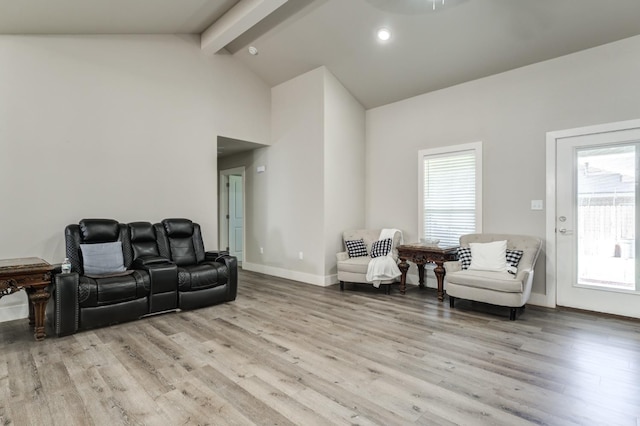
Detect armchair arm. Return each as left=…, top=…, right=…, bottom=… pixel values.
left=51, top=272, right=79, bottom=337
left=515, top=267, right=535, bottom=289
left=336, top=251, right=349, bottom=262
left=444, top=261, right=462, bottom=274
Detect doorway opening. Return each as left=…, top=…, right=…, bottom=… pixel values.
left=219, top=166, right=245, bottom=266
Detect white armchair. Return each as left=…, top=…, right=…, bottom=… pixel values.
left=444, top=233, right=542, bottom=320
left=336, top=229, right=402, bottom=294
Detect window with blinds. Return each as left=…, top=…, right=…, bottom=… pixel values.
left=419, top=142, right=482, bottom=246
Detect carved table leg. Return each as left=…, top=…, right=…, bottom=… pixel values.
left=418, top=263, right=426, bottom=289
left=28, top=299, right=35, bottom=327
left=398, top=258, right=409, bottom=295
left=433, top=260, right=446, bottom=302
left=27, top=287, right=50, bottom=340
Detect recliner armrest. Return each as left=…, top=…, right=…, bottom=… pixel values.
left=51, top=272, right=79, bottom=337
left=132, top=256, right=172, bottom=268
left=211, top=254, right=237, bottom=301
left=205, top=250, right=230, bottom=262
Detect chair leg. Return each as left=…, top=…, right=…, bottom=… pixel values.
left=509, top=307, right=517, bottom=321
left=339, top=281, right=344, bottom=291
left=385, top=284, right=391, bottom=295
left=449, top=296, right=455, bottom=308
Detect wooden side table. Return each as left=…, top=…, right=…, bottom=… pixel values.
left=0, top=257, right=53, bottom=340
left=396, top=244, right=458, bottom=301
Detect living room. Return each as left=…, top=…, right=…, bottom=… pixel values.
left=1, top=0, right=640, bottom=424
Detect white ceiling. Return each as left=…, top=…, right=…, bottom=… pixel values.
left=0, top=0, right=241, bottom=34
left=2, top=0, right=640, bottom=110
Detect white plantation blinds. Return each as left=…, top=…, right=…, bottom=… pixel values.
left=422, top=146, right=479, bottom=246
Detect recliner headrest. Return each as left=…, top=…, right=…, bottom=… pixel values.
left=162, top=218, right=194, bottom=238
left=79, top=219, right=120, bottom=243
left=129, top=222, right=156, bottom=242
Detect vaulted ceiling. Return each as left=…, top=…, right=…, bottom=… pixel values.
left=3, top=0, right=640, bottom=110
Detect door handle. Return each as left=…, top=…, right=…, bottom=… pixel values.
left=558, top=228, right=573, bottom=234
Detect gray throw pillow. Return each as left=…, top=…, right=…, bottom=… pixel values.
left=80, top=241, right=126, bottom=275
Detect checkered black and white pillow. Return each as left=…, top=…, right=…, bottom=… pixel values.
left=370, top=238, right=392, bottom=258
left=458, top=247, right=472, bottom=269
left=506, top=249, right=524, bottom=267
left=345, top=239, right=368, bottom=258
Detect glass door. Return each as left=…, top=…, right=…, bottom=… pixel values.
left=556, top=128, right=640, bottom=318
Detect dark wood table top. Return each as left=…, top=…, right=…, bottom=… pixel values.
left=397, top=244, right=458, bottom=254
left=0, top=257, right=52, bottom=274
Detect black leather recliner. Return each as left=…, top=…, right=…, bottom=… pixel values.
left=155, top=218, right=237, bottom=310
left=52, top=219, right=150, bottom=335
left=48, top=218, right=237, bottom=336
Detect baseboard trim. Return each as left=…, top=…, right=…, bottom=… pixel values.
left=242, top=262, right=334, bottom=287
left=528, top=292, right=555, bottom=308
left=0, top=302, right=29, bottom=323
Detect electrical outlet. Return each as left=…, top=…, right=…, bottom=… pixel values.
left=298, top=251, right=304, bottom=260
left=260, top=247, right=264, bottom=254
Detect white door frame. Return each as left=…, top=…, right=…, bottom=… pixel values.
left=219, top=166, right=246, bottom=263
left=545, top=118, right=640, bottom=309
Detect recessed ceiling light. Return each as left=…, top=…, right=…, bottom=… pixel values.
left=248, top=46, right=258, bottom=55
left=377, top=28, right=391, bottom=41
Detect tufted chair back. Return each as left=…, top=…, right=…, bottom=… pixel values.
left=65, top=219, right=133, bottom=274
left=459, top=233, right=542, bottom=274
left=155, top=218, right=206, bottom=266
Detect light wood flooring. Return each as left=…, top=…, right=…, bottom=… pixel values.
left=1, top=269, right=639, bottom=425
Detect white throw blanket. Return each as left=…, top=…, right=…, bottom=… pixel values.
left=366, top=228, right=403, bottom=288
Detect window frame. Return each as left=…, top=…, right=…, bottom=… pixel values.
left=418, top=141, right=483, bottom=245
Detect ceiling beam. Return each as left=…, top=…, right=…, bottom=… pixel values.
left=201, top=0, right=288, bottom=55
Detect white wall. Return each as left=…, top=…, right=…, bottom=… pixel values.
left=323, top=69, right=366, bottom=276
left=227, top=66, right=365, bottom=285
left=0, top=34, right=270, bottom=321
left=242, top=67, right=326, bottom=281
left=366, top=35, right=640, bottom=300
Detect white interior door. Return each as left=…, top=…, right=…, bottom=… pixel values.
left=556, top=127, right=640, bottom=318
left=228, top=174, right=243, bottom=261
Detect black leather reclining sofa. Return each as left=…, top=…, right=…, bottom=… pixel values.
left=47, top=218, right=237, bottom=336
